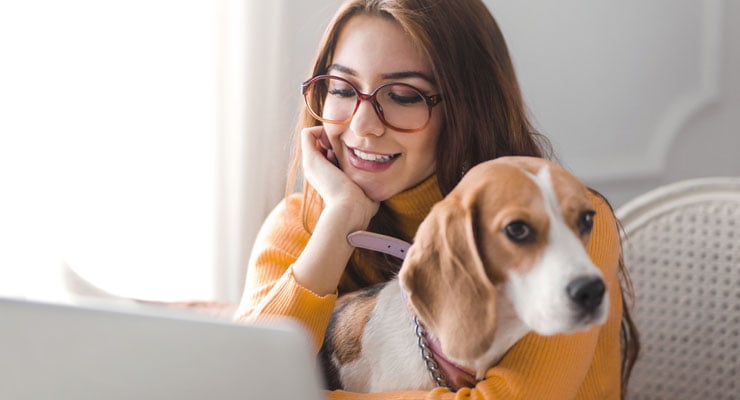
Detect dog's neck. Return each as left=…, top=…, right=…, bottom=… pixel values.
left=467, top=288, right=531, bottom=376
left=404, top=287, right=530, bottom=386
left=416, top=319, right=478, bottom=390
left=398, top=284, right=477, bottom=390
left=348, top=231, right=531, bottom=389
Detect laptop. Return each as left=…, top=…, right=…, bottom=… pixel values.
left=0, top=297, right=326, bottom=400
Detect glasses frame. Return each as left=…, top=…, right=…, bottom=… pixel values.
left=301, top=74, right=443, bottom=133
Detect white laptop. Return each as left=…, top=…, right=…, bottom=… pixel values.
left=0, top=297, right=326, bottom=400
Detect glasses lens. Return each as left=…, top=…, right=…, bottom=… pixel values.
left=304, top=76, right=357, bottom=124
left=375, top=84, right=430, bottom=131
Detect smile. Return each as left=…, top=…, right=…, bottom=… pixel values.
left=351, top=148, right=400, bottom=163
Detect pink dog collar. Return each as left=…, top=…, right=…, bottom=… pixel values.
left=347, top=231, right=411, bottom=260
left=422, top=327, right=479, bottom=390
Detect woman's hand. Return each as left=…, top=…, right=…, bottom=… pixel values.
left=300, top=126, right=379, bottom=233
left=291, top=127, right=381, bottom=295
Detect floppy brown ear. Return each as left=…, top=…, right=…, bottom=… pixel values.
left=399, top=195, right=498, bottom=362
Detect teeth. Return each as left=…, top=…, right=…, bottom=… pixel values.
left=353, top=149, right=395, bottom=162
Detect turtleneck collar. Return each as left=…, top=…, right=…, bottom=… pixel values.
left=383, top=173, right=444, bottom=241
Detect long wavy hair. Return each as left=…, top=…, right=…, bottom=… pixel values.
left=285, top=0, right=638, bottom=396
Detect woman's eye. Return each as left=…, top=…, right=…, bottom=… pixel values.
left=389, top=93, right=422, bottom=105
left=504, top=221, right=535, bottom=243
left=577, top=210, right=596, bottom=234
left=387, top=88, right=423, bottom=105
left=327, top=88, right=356, bottom=98
left=326, top=81, right=356, bottom=98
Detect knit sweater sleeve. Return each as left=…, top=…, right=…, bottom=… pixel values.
left=327, top=192, right=624, bottom=400
left=234, top=194, right=337, bottom=352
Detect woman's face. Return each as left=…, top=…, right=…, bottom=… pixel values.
left=324, top=14, right=443, bottom=202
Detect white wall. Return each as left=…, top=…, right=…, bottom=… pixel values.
left=488, top=0, right=740, bottom=207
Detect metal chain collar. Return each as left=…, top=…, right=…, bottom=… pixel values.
left=414, top=316, right=450, bottom=389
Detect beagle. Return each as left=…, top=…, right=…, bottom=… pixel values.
left=319, top=156, right=609, bottom=392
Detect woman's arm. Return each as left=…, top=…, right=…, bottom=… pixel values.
left=234, top=194, right=338, bottom=351
left=292, top=126, right=379, bottom=296
left=235, top=126, right=379, bottom=350
left=326, top=192, right=623, bottom=400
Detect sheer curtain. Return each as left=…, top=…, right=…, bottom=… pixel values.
left=215, top=0, right=291, bottom=302
left=215, top=0, right=341, bottom=302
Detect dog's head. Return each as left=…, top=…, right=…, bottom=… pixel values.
left=399, top=156, right=609, bottom=362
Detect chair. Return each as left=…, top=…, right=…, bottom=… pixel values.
left=615, top=177, right=740, bottom=400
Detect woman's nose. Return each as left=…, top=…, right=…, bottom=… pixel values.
left=349, top=99, right=385, bottom=137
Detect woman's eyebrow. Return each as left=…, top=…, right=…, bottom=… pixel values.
left=326, top=64, right=357, bottom=76
left=327, top=63, right=435, bottom=85
left=381, top=70, right=435, bottom=84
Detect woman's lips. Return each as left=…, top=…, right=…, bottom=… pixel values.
left=346, top=146, right=401, bottom=172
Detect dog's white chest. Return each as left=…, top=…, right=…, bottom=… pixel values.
left=337, top=282, right=434, bottom=392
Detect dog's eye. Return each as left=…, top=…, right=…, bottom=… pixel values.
left=578, top=210, right=596, bottom=234
left=505, top=221, right=535, bottom=243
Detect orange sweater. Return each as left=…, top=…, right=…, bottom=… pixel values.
left=237, top=175, right=623, bottom=400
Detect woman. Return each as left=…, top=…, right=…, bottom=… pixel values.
left=235, top=0, right=638, bottom=398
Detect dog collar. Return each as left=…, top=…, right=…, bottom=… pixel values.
left=347, top=231, right=411, bottom=260
left=417, top=321, right=479, bottom=391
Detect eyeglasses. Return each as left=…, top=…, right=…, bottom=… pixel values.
left=301, top=75, right=443, bottom=133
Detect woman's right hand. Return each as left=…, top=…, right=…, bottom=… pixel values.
left=291, top=126, right=380, bottom=295
left=300, top=126, right=379, bottom=233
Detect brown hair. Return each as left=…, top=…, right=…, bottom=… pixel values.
left=287, top=0, right=638, bottom=395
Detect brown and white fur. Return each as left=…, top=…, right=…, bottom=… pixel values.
left=319, top=156, right=610, bottom=392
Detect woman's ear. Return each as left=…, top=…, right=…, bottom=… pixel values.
left=399, top=195, right=498, bottom=361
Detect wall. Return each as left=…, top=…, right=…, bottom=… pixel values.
left=488, top=0, right=740, bottom=206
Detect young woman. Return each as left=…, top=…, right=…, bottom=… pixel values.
left=235, top=0, right=639, bottom=398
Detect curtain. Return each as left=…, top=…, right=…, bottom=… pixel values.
left=214, top=0, right=342, bottom=302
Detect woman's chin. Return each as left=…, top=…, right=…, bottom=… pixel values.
left=363, top=187, right=393, bottom=202
left=352, top=179, right=395, bottom=202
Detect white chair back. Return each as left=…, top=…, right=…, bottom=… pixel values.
left=616, top=177, right=740, bottom=400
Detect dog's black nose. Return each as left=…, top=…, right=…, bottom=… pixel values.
left=566, top=277, right=605, bottom=312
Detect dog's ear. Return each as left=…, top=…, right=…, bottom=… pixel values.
left=399, top=194, right=498, bottom=362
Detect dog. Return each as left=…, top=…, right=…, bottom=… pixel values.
left=319, top=156, right=610, bottom=392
